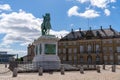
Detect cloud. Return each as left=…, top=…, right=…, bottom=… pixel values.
left=76, top=0, right=116, bottom=9
left=104, top=9, right=110, bottom=16
left=112, top=6, right=115, bottom=9
left=50, top=30, right=69, bottom=38
left=0, top=9, right=42, bottom=46
left=0, top=9, right=69, bottom=47
left=71, top=0, right=117, bottom=17
left=80, top=9, right=100, bottom=18
left=68, top=6, right=100, bottom=18
left=0, top=4, right=11, bottom=11
left=68, top=6, right=80, bottom=17
left=90, top=0, right=109, bottom=9
left=76, top=0, right=89, bottom=3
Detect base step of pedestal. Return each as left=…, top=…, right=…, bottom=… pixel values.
left=33, top=55, right=61, bottom=70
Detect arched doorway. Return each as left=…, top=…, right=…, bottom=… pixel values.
left=96, top=55, right=100, bottom=64
left=80, top=56, right=84, bottom=64
left=87, top=55, right=92, bottom=64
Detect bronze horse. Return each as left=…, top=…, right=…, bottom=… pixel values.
left=41, top=13, right=51, bottom=35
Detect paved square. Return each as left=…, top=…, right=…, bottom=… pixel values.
left=0, top=64, right=120, bottom=80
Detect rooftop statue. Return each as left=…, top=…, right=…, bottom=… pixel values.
left=41, top=13, right=51, bottom=35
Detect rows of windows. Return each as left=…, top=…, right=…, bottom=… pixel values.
left=59, top=46, right=120, bottom=54
left=104, top=55, right=113, bottom=60
left=59, top=39, right=120, bottom=46
left=62, top=55, right=120, bottom=64
left=59, top=45, right=101, bottom=54
left=58, top=42, right=77, bottom=46
left=62, top=55, right=101, bottom=63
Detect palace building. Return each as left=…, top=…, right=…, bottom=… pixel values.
left=23, top=44, right=35, bottom=61
left=58, top=25, right=120, bottom=65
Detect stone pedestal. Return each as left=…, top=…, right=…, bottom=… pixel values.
left=33, top=35, right=61, bottom=70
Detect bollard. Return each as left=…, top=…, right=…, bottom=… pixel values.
left=61, top=64, right=65, bottom=75
left=103, top=64, right=105, bottom=70
left=97, top=66, right=100, bottom=73
left=38, top=67, right=43, bottom=76
left=87, top=64, right=89, bottom=69
left=5, top=64, right=7, bottom=68
left=80, top=66, right=84, bottom=74
left=112, top=65, right=116, bottom=72
left=94, top=64, right=96, bottom=69
left=12, top=68, right=18, bottom=77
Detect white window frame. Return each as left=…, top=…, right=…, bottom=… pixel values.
left=96, top=45, right=99, bottom=54
left=117, top=47, right=120, bottom=53
left=68, top=48, right=72, bottom=54
left=80, top=46, right=84, bottom=53
left=104, top=56, right=107, bottom=60
left=88, top=45, right=92, bottom=53
left=69, top=55, right=72, bottom=60
left=63, top=49, right=66, bottom=54
left=110, top=55, right=113, bottom=60
left=58, top=49, right=61, bottom=54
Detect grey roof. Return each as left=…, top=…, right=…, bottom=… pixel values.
left=60, top=28, right=120, bottom=41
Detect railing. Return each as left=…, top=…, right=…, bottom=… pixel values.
left=9, top=61, right=61, bottom=72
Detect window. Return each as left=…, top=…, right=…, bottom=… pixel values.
left=96, top=56, right=100, bottom=64
left=80, top=46, right=84, bottom=53
left=96, top=45, right=99, bottom=53
left=74, top=54, right=77, bottom=60
left=102, top=40, right=106, bottom=43
left=96, top=56, right=100, bottom=61
left=104, top=56, right=107, bottom=60
left=58, top=42, right=61, bottom=45
left=80, top=56, right=84, bottom=63
left=118, top=56, right=120, bottom=64
left=109, top=47, right=113, bottom=54
left=74, top=48, right=77, bottom=53
left=69, top=55, right=72, bottom=60
left=63, top=42, right=66, bottom=46
left=116, top=40, right=120, bottom=43
left=63, top=56, right=66, bottom=60
left=88, top=45, right=92, bottom=53
left=108, top=40, right=112, bottom=43
left=117, top=47, right=120, bottom=53
left=68, top=48, right=72, bottom=54
left=63, top=49, right=66, bottom=53
left=58, top=49, right=61, bottom=54
left=110, top=55, right=113, bottom=60
left=73, top=42, right=76, bottom=45
left=68, top=42, right=72, bottom=45
left=103, top=47, right=107, bottom=53
left=118, top=56, right=120, bottom=59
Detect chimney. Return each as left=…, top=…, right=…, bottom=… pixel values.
left=71, top=28, right=74, bottom=33
left=89, top=27, right=91, bottom=31
left=100, top=26, right=102, bottom=30
left=79, top=28, right=81, bottom=31
left=109, top=25, right=112, bottom=29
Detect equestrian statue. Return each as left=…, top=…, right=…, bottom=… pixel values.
left=41, top=13, right=51, bottom=35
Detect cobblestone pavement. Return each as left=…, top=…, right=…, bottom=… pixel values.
left=0, top=64, right=120, bottom=80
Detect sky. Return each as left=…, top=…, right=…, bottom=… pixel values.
left=0, top=0, right=120, bottom=57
